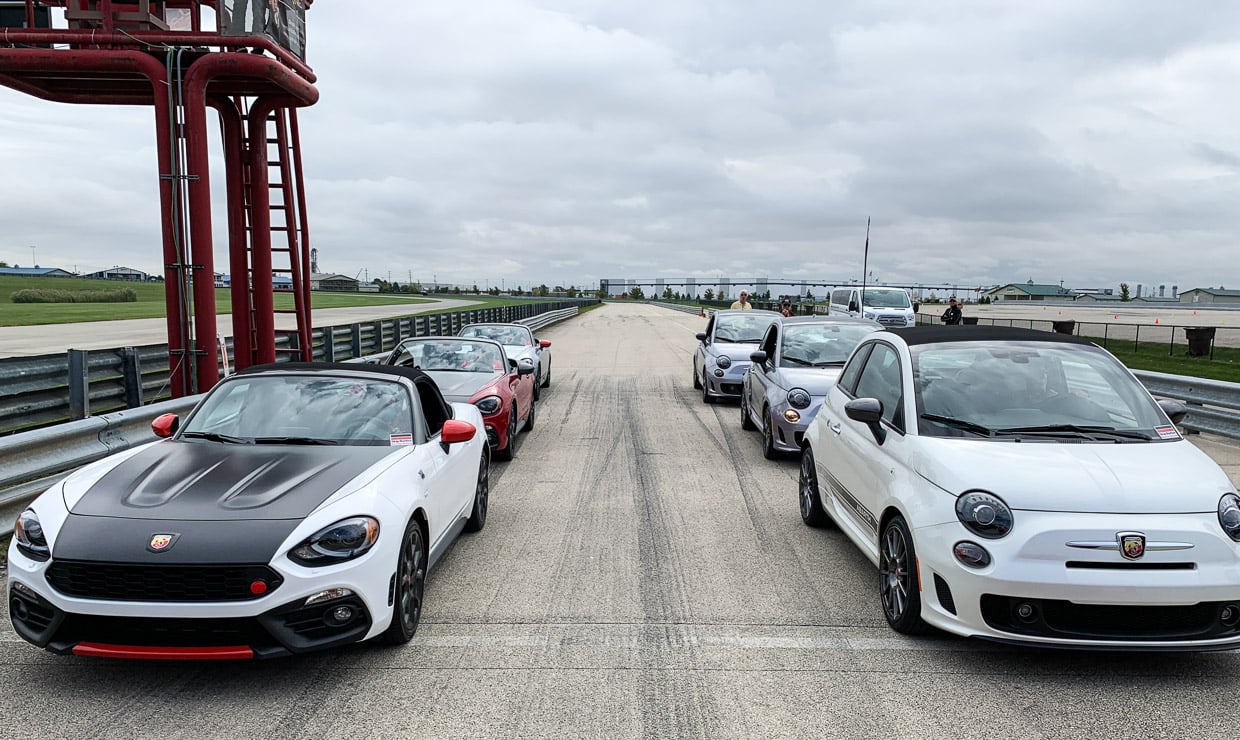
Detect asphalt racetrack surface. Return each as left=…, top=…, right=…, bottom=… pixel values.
left=3, top=301, right=1240, bottom=739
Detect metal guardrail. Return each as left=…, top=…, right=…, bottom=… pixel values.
left=348, top=306, right=581, bottom=364
left=0, top=303, right=590, bottom=530
left=0, top=299, right=597, bottom=435
left=1133, top=371, right=1240, bottom=438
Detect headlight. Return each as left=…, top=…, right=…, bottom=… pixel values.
left=289, top=516, right=380, bottom=567
left=863, top=312, right=877, bottom=320
left=955, top=491, right=1013, bottom=539
left=474, top=395, right=502, bottom=415
left=1219, top=494, right=1240, bottom=542
left=14, top=508, right=49, bottom=561
left=715, top=355, right=732, bottom=369
left=787, top=388, right=811, bottom=409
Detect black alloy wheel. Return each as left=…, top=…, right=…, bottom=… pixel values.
left=761, top=408, right=778, bottom=459
left=495, top=406, right=517, bottom=461
left=533, top=368, right=541, bottom=402
left=381, top=518, right=427, bottom=644
left=692, top=363, right=702, bottom=390
left=541, top=360, right=551, bottom=388
left=465, top=447, right=490, bottom=533
left=798, top=446, right=831, bottom=528
left=740, top=387, right=757, bottom=431
left=878, top=515, right=933, bottom=635
left=701, top=372, right=714, bottom=404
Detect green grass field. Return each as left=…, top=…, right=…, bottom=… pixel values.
left=1082, top=336, right=1240, bottom=383
left=0, top=276, right=442, bottom=326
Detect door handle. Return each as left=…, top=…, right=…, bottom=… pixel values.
left=829, top=421, right=841, bottom=435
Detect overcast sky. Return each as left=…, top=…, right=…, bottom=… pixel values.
left=2, top=1, right=1239, bottom=295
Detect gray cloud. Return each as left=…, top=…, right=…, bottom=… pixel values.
left=2, top=0, right=1239, bottom=294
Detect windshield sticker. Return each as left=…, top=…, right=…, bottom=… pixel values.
left=1155, top=426, right=1180, bottom=440
left=390, top=433, right=413, bottom=446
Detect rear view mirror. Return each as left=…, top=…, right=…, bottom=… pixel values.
left=695, top=332, right=708, bottom=343
left=845, top=398, right=886, bottom=444
left=749, top=350, right=768, bottom=364
left=1157, top=399, right=1188, bottom=425
left=539, top=339, right=552, bottom=348
left=441, top=419, right=476, bottom=445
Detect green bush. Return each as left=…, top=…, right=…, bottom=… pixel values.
left=11, top=288, right=139, bottom=304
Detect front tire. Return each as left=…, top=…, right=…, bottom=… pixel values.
left=740, top=388, right=757, bottom=431
left=523, top=394, right=536, bottom=432
left=494, top=406, right=517, bottom=461
left=761, top=408, right=778, bottom=459
left=799, top=446, right=831, bottom=528
left=541, top=359, right=551, bottom=388
left=464, top=447, right=490, bottom=533
left=692, top=364, right=702, bottom=390
left=879, top=515, right=933, bottom=635
left=381, top=518, right=427, bottom=645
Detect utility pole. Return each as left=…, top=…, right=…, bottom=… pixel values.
left=30, top=245, right=36, bottom=267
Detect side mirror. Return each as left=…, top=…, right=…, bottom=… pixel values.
left=441, top=419, right=476, bottom=445
left=516, top=363, right=535, bottom=376
left=152, top=413, right=180, bottom=438
left=695, top=332, right=708, bottom=343
left=749, top=350, right=768, bottom=365
left=844, top=398, right=886, bottom=444
left=1157, top=398, right=1188, bottom=425
left=539, top=339, right=552, bottom=348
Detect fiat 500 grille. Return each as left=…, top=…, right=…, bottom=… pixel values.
left=45, top=561, right=283, bottom=602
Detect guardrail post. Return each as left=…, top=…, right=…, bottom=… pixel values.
left=322, top=327, right=336, bottom=362
left=351, top=324, right=363, bottom=360
left=68, top=349, right=90, bottom=420
left=122, top=347, right=144, bottom=409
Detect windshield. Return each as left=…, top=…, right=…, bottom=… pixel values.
left=780, top=323, right=878, bottom=367
left=913, top=341, right=1168, bottom=439
left=460, top=325, right=534, bottom=346
left=714, top=314, right=774, bottom=343
left=390, top=340, right=506, bottom=373
left=182, top=375, right=415, bottom=446
left=860, top=288, right=911, bottom=309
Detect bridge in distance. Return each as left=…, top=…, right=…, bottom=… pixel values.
left=2, top=301, right=1239, bottom=738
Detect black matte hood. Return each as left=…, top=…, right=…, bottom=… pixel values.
left=70, top=440, right=395, bottom=521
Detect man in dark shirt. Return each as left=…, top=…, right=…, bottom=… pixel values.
left=941, top=297, right=963, bottom=325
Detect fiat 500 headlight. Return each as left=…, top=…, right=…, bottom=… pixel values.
left=1219, top=494, right=1240, bottom=541
left=955, top=491, right=1013, bottom=539
left=14, top=508, right=49, bottom=561
left=787, top=388, right=811, bottom=409
left=474, top=395, right=502, bottom=415
left=289, top=517, right=380, bottom=567
left=715, top=355, right=732, bottom=369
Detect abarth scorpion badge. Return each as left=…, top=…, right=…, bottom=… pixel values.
left=1118, top=532, right=1145, bottom=560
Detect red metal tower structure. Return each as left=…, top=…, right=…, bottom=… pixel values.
left=0, top=0, right=319, bottom=396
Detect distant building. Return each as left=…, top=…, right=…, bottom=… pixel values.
left=1179, top=288, right=1240, bottom=305
left=216, top=274, right=294, bottom=291
left=0, top=266, right=76, bottom=278
left=310, top=273, right=360, bottom=292
left=981, top=281, right=1074, bottom=301
left=1130, top=296, right=1178, bottom=304
left=85, top=266, right=149, bottom=281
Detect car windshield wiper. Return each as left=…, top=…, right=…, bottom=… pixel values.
left=782, top=356, right=813, bottom=366
left=812, top=360, right=846, bottom=367
left=993, top=425, right=1153, bottom=441
left=920, top=414, right=995, bottom=437
left=180, top=431, right=252, bottom=444
left=252, top=436, right=340, bottom=445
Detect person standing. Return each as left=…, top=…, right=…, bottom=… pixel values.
left=730, top=291, right=752, bottom=310
left=940, top=297, right=963, bottom=325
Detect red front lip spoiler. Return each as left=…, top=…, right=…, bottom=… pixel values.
left=71, top=643, right=254, bottom=661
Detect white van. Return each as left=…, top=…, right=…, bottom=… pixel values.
left=828, top=287, right=916, bottom=327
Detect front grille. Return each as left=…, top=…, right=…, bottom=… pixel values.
left=877, top=316, right=908, bottom=327
left=485, top=424, right=499, bottom=448
left=46, top=560, right=283, bottom=602
left=54, top=613, right=273, bottom=648
left=981, top=594, right=1240, bottom=641
left=1066, top=561, right=1196, bottom=571
left=934, top=574, right=957, bottom=615
left=719, top=383, right=742, bottom=396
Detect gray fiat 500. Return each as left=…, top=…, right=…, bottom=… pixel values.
left=740, top=315, right=882, bottom=457
left=693, top=309, right=779, bottom=403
